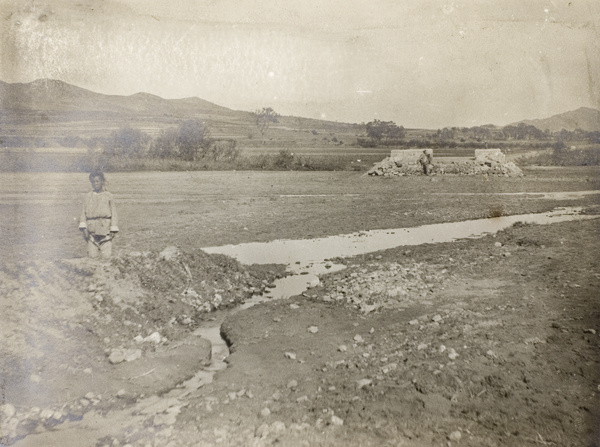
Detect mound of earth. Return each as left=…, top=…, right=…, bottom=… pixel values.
left=368, top=157, right=523, bottom=177
left=0, top=248, right=282, bottom=444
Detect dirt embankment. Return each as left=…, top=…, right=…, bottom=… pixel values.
left=0, top=248, right=282, bottom=445
left=175, top=219, right=599, bottom=447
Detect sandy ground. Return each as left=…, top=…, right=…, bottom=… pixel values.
left=1, top=167, right=599, bottom=446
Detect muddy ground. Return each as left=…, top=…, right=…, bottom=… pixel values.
left=1, top=167, right=599, bottom=446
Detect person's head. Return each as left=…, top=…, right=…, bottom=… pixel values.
left=89, top=171, right=105, bottom=192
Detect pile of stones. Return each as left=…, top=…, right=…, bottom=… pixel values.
left=367, top=149, right=523, bottom=177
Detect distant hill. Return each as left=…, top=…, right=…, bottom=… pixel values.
left=511, top=107, right=600, bottom=132
left=0, top=79, right=362, bottom=146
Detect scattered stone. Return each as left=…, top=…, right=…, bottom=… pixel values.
left=296, top=395, right=309, bottom=403
left=417, top=343, right=428, bottom=351
left=338, top=345, right=347, bottom=352
left=109, top=348, right=142, bottom=364
left=331, top=415, right=344, bottom=426
left=30, top=374, right=41, bottom=383
left=287, top=380, right=298, bottom=391
left=85, top=392, right=95, bottom=400
left=308, top=326, right=319, bottom=334
left=448, top=430, right=462, bottom=441
left=448, top=348, right=459, bottom=360
left=584, top=328, right=597, bottom=335
left=40, top=409, right=54, bottom=420
left=409, top=319, right=419, bottom=325
left=284, top=352, right=297, bottom=360
left=1, top=404, right=16, bottom=419
left=494, top=242, right=503, bottom=247
left=432, top=314, right=442, bottom=322
left=260, top=408, right=271, bottom=418
left=273, top=317, right=281, bottom=322
left=144, top=332, right=162, bottom=344
left=290, top=304, right=300, bottom=310
left=354, top=334, right=364, bottom=343
left=356, top=379, right=373, bottom=389
left=524, top=337, right=546, bottom=345
left=439, top=345, right=447, bottom=353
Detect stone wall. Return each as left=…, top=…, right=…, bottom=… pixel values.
left=475, top=149, right=505, bottom=163
left=390, top=149, right=426, bottom=165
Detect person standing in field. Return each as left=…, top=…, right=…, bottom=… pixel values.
left=79, top=171, right=119, bottom=259
left=418, top=149, right=434, bottom=175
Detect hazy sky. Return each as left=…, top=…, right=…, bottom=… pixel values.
left=1, top=0, right=599, bottom=128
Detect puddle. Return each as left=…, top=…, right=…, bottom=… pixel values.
left=203, top=206, right=597, bottom=267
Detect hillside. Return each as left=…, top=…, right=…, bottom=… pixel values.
left=512, top=107, right=600, bottom=132
left=0, top=79, right=362, bottom=145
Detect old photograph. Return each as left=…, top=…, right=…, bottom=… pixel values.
left=1, top=1, right=599, bottom=446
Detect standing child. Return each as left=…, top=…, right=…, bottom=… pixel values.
left=79, top=171, right=119, bottom=259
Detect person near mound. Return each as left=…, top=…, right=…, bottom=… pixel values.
left=418, top=149, right=434, bottom=175
left=79, top=171, right=119, bottom=259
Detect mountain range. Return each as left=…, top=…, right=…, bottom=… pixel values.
left=511, top=107, right=600, bottom=133
left=1, top=79, right=598, bottom=146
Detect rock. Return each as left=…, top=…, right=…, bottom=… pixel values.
left=40, top=409, right=54, bottom=420
left=354, top=334, right=364, bottom=343
left=109, top=348, right=142, bottom=364
left=307, top=326, right=319, bottom=334
left=331, top=415, right=344, bottom=426
left=159, top=246, right=181, bottom=261
left=432, top=314, right=442, bottom=322
left=260, top=408, right=271, bottom=418
left=284, top=352, right=297, bottom=360
left=1, top=403, right=16, bottom=419
left=448, top=430, right=462, bottom=441
left=80, top=398, right=90, bottom=407
left=144, top=332, right=162, bottom=344
left=439, top=345, right=447, bottom=353
left=290, top=304, right=300, bottom=310
left=85, top=392, right=95, bottom=400
left=584, top=328, right=597, bottom=335
left=417, top=343, right=428, bottom=351
left=356, top=379, right=373, bottom=389
left=287, top=380, right=298, bottom=391
left=494, top=242, right=503, bottom=247
left=338, top=345, right=347, bottom=352
left=409, top=319, right=419, bottom=325
left=271, top=421, right=286, bottom=433
left=448, top=348, right=459, bottom=360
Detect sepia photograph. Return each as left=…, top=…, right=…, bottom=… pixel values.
left=1, top=1, right=599, bottom=446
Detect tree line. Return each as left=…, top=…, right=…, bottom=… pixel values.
left=97, top=119, right=239, bottom=162
left=358, top=120, right=600, bottom=148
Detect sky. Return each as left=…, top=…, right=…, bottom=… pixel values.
left=1, top=0, right=599, bottom=128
